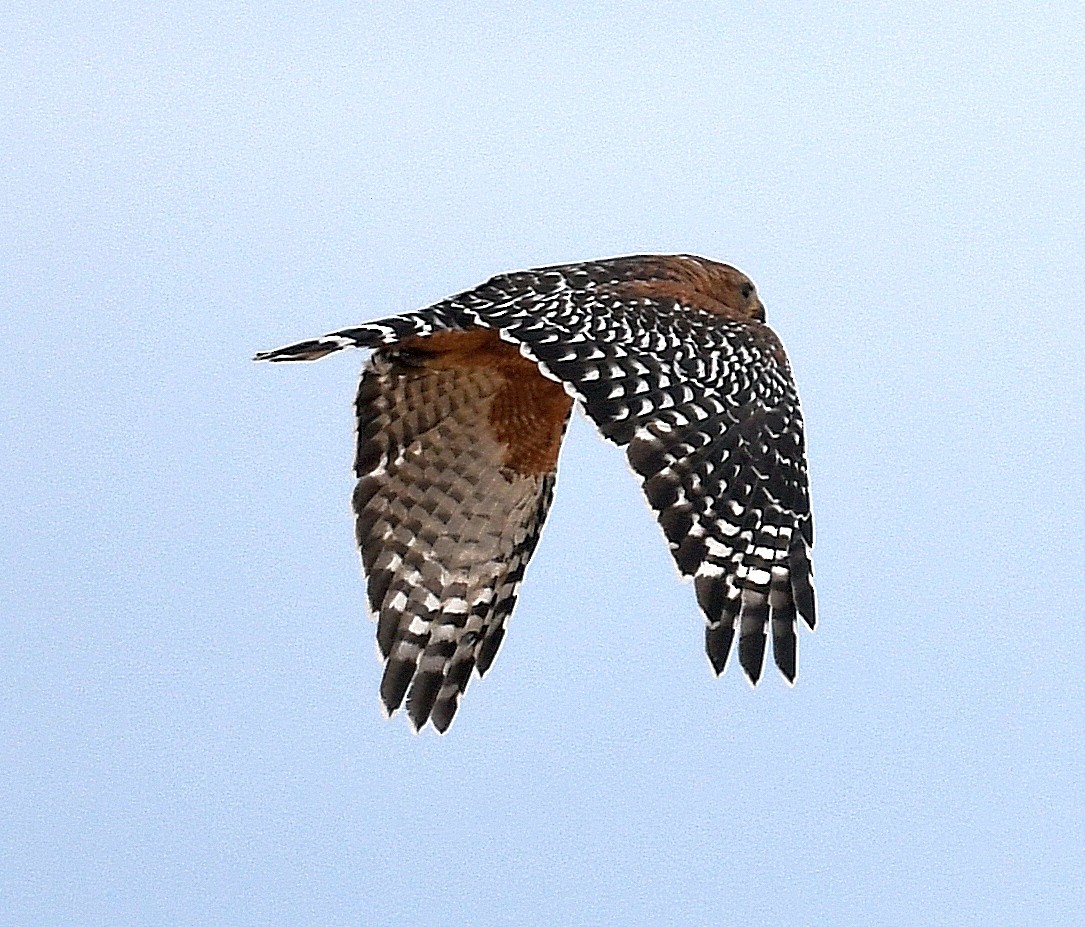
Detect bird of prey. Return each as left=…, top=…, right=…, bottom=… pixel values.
left=256, top=254, right=815, bottom=732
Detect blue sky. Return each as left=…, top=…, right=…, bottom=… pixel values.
left=3, top=3, right=1083, bottom=925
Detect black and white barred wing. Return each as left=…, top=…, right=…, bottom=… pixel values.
left=353, top=349, right=558, bottom=733
left=452, top=283, right=816, bottom=684
left=257, top=311, right=570, bottom=733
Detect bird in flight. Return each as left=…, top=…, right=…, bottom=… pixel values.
left=256, top=254, right=815, bottom=732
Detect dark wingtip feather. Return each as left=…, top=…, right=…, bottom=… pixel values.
left=770, top=572, right=799, bottom=682
left=430, top=696, right=458, bottom=733
left=739, top=632, right=766, bottom=684
left=697, top=573, right=741, bottom=675
left=797, top=595, right=816, bottom=631
left=380, top=659, right=415, bottom=715
left=406, top=672, right=441, bottom=731
left=790, top=542, right=817, bottom=629
left=772, top=623, right=797, bottom=683
left=705, top=623, right=735, bottom=675
left=738, top=597, right=769, bottom=685
left=429, top=654, right=475, bottom=733
left=475, top=626, right=506, bottom=676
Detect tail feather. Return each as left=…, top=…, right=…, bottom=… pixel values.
left=253, top=336, right=356, bottom=362
left=254, top=310, right=458, bottom=363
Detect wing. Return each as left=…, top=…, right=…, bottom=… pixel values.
left=254, top=255, right=815, bottom=694
left=446, top=278, right=815, bottom=684
left=352, top=333, right=571, bottom=732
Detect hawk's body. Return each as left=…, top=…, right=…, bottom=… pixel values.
left=256, top=254, right=815, bottom=732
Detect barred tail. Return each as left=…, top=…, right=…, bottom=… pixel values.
left=253, top=309, right=460, bottom=362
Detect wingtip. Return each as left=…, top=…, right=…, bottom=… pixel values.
left=776, top=660, right=798, bottom=686
left=741, top=665, right=763, bottom=687
left=739, top=636, right=767, bottom=686
left=429, top=708, right=455, bottom=735
left=772, top=625, right=798, bottom=684
left=705, top=623, right=735, bottom=676
left=381, top=696, right=447, bottom=735
left=378, top=695, right=397, bottom=721
left=379, top=660, right=413, bottom=718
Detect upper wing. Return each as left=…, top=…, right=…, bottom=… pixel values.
left=445, top=279, right=815, bottom=684
left=255, top=259, right=814, bottom=690
left=352, top=332, right=571, bottom=732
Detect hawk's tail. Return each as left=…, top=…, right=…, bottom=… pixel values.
left=253, top=309, right=458, bottom=362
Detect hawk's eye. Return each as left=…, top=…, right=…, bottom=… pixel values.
left=740, top=283, right=754, bottom=300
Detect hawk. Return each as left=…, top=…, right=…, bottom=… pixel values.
left=256, top=254, right=815, bottom=732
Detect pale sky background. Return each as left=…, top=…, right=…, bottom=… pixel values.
left=3, top=3, right=1084, bottom=925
